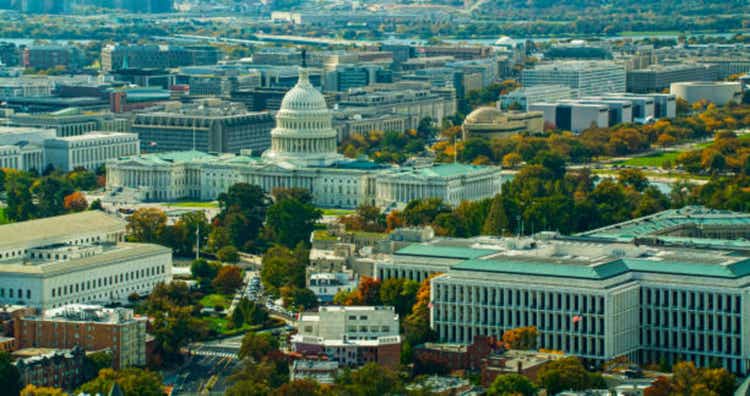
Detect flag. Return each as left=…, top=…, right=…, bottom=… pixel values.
left=572, top=315, right=582, bottom=323
left=428, top=302, right=433, bottom=309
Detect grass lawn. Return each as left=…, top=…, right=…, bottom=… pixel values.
left=0, top=208, right=8, bottom=225
left=617, top=151, right=681, bottom=167
left=167, top=201, right=219, bottom=208
left=619, top=30, right=685, bottom=37
left=320, top=208, right=355, bottom=216
left=200, top=293, right=231, bottom=309
left=203, top=316, right=262, bottom=336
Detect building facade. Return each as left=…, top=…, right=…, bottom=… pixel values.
left=44, top=131, right=140, bottom=172
left=0, top=211, right=172, bottom=310
left=132, top=101, right=273, bottom=154
left=106, top=69, right=502, bottom=208
left=14, top=346, right=86, bottom=390
left=291, top=306, right=401, bottom=369
left=521, top=61, right=626, bottom=97
left=14, top=305, right=147, bottom=369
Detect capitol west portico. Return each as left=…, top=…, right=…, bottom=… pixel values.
left=106, top=69, right=503, bottom=208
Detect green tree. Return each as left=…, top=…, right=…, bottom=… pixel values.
left=190, top=259, right=220, bottom=283
left=487, top=373, right=538, bottom=396
left=76, top=368, right=163, bottom=396
left=379, top=278, right=419, bottom=317
left=537, top=357, right=599, bottom=395
left=335, top=363, right=403, bottom=396
left=217, top=245, right=240, bottom=263
left=482, top=194, right=509, bottom=235
left=32, top=175, right=74, bottom=218
left=239, top=332, right=278, bottom=362
left=83, top=350, right=113, bottom=380
left=272, top=379, right=325, bottom=396
left=4, top=170, right=35, bottom=221
left=0, top=351, right=21, bottom=396
left=260, top=245, right=306, bottom=296
left=264, top=194, right=322, bottom=248
left=618, top=168, right=650, bottom=192
left=280, top=286, right=319, bottom=310
left=401, top=198, right=451, bottom=226
left=216, top=183, right=271, bottom=251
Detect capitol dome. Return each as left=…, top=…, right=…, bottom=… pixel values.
left=262, top=68, right=342, bottom=167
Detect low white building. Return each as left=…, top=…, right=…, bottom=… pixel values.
left=308, top=272, right=357, bottom=303
left=0, top=211, right=172, bottom=310
left=44, top=131, right=140, bottom=172
left=292, top=306, right=401, bottom=368
left=0, top=144, right=44, bottom=172
left=670, top=81, right=742, bottom=105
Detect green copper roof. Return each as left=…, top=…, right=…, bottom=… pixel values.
left=453, top=258, right=630, bottom=280
left=450, top=256, right=750, bottom=280
left=395, top=244, right=497, bottom=260
left=396, top=163, right=493, bottom=178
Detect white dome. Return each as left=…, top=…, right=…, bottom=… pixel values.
left=279, top=69, right=328, bottom=112
left=262, top=68, right=342, bottom=168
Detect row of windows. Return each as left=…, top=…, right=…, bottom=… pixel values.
left=641, top=288, right=740, bottom=313
left=0, top=288, right=31, bottom=299
left=51, top=265, right=165, bottom=297
left=642, top=331, right=741, bottom=355
left=436, top=285, right=605, bottom=314
left=642, top=309, right=741, bottom=334
left=436, top=307, right=605, bottom=335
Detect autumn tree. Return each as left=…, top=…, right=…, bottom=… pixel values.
left=76, top=368, right=163, bottom=396
left=63, top=191, right=88, bottom=212
left=126, top=208, right=167, bottom=244
left=403, top=273, right=440, bottom=345
left=20, top=385, right=67, bottom=396
left=502, top=326, right=538, bottom=350
left=212, top=265, right=243, bottom=294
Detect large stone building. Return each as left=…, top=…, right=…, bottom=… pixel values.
left=131, top=100, right=274, bottom=154
left=291, top=306, right=401, bottom=368
left=44, top=131, right=140, bottom=172
left=0, top=211, right=172, bottom=310
left=106, top=69, right=502, bottom=208
left=101, top=44, right=220, bottom=73
left=521, top=61, right=626, bottom=97
left=10, top=107, right=131, bottom=137
left=14, top=305, right=147, bottom=369
left=374, top=207, right=750, bottom=374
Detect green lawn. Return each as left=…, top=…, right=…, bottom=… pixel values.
left=617, top=151, right=681, bottom=167
left=167, top=201, right=219, bottom=208
left=320, top=208, right=356, bottom=216
left=200, top=293, right=231, bottom=309
left=202, top=316, right=261, bottom=336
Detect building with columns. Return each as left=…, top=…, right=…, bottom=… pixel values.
left=371, top=207, right=750, bottom=374
left=0, top=211, right=172, bottom=311
left=44, top=131, right=140, bottom=172
left=106, top=69, right=502, bottom=208
left=0, top=144, right=44, bottom=172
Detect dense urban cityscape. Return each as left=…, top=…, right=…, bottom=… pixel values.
left=0, top=0, right=749, bottom=395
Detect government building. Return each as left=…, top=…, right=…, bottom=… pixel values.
left=0, top=211, right=172, bottom=310
left=374, top=207, right=750, bottom=374
left=106, top=69, right=502, bottom=208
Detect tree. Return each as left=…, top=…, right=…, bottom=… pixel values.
left=501, top=326, right=538, bottom=350
left=212, top=265, right=243, bottom=294
left=355, top=276, right=382, bottom=305
left=32, top=175, right=74, bottom=218
left=216, top=183, right=271, bottom=251
left=618, top=169, right=650, bottom=192
left=537, top=357, right=599, bottom=395
left=379, top=278, right=419, bottom=317
left=483, top=194, right=509, bottom=235
left=126, top=208, right=167, bottom=243
left=239, top=332, right=278, bottom=362
left=20, top=385, right=67, bottom=396
left=84, top=350, right=113, bottom=380
left=89, top=198, right=103, bottom=211
left=403, top=274, right=440, bottom=345
left=190, top=259, right=220, bottom=283
left=487, top=374, right=538, bottom=396
left=272, top=379, right=325, bottom=396
left=260, top=245, right=306, bottom=296
left=0, top=351, right=21, bottom=396
left=644, top=376, right=671, bottom=396
left=217, top=245, right=240, bottom=263
left=207, top=226, right=232, bottom=252
left=76, top=368, right=163, bottom=396
left=4, top=170, right=35, bottom=221
left=280, top=286, right=319, bottom=310
left=264, top=194, right=321, bottom=248
left=336, top=363, right=403, bottom=396
left=63, top=191, right=88, bottom=212
left=232, top=298, right=269, bottom=328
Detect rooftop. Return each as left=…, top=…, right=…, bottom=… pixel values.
left=0, top=211, right=126, bottom=251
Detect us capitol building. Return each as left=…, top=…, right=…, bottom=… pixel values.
left=106, top=69, right=502, bottom=208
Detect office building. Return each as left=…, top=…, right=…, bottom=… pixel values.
left=0, top=211, right=172, bottom=310
left=498, top=85, right=577, bottom=111
left=0, top=143, right=44, bottom=172
left=420, top=45, right=494, bottom=60
left=462, top=107, right=544, bottom=140
left=670, top=81, right=742, bottom=105
left=101, top=44, right=220, bottom=73
left=544, top=45, right=612, bottom=60
left=529, top=102, right=610, bottom=132
left=0, top=42, right=21, bottom=67
left=626, top=64, right=717, bottom=93
left=43, top=131, right=140, bottom=172
left=106, top=70, right=501, bottom=207
left=14, top=305, right=147, bottom=369
left=23, top=46, right=82, bottom=71
left=0, top=77, right=55, bottom=98
left=252, top=47, right=303, bottom=66
left=337, top=85, right=457, bottom=126
left=332, top=111, right=418, bottom=141
left=10, top=107, right=131, bottom=137
left=131, top=100, right=274, bottom=154
left=561, top=98, right=633, bottom=125
left=0, top=126, right=56, bottom=145
left=14, top=346, right=86, bottom=390
left=291, top=306, right=401, bottom=368
left=308, top=272, right=357, bottom=304
left=521, top=61, right=626, bottom=96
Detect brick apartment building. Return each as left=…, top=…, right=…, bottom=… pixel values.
left=14, top=346, right=86, bottom=390
left=13, top=305, right=147, bottom=369
left=414, top=335, right=499, bottom=371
